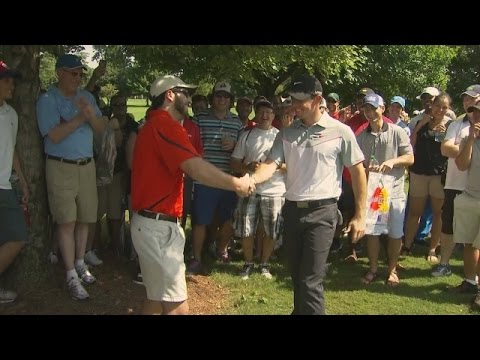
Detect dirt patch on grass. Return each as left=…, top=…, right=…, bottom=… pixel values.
left=0, top=253, right=228, bottom=315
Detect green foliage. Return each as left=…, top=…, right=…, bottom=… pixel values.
left=447, top=45, right=480, bottom=112
left=329, top=45, right=459, bottom=112
left=39, top=52, right=56, bottom=90
left=106, top=45, right=368, bottom=99
left=38, top=45, right=474, bottom=116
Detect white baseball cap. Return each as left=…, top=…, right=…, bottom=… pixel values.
left=150, top=75, right=196, bottom=98
left=416, top=86, right=440, bottom=100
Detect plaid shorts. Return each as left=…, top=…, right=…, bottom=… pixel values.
left=233, top=194, right=284, bottom=242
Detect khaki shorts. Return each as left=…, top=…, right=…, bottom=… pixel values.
left=131, top=213, right=187, bottom=302
left=46, top=159, right=98, bottom=224
left=97, top=171, right=127, bottom=220
left=453, top=193, right=480, bottom=248
left=409, top=173, right=444, bottom=199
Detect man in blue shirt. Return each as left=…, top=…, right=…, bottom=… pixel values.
left=37, top=54, right=106, bottom=301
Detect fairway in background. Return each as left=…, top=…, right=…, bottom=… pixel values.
left=128, top=98, right=149, bottom=121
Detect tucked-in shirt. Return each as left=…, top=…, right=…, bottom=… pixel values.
left=268, top=112, right=364, bottom=201
left=131, top=110, right=199, bottom=217
left=37, top=86, right=101, bottom=159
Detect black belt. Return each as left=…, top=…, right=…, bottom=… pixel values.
left=137, top=210, right=179, bottom=224
left=287, top=198, right=337, bottom=209
left=46, top=154, right=92, bottom=165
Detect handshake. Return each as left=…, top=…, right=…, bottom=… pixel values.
left=235, top=173, right=257, bottom=197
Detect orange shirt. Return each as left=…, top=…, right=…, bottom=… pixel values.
left=131, top=109, right=199, bottom=217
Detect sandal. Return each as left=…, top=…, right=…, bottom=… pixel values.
left=344, top=254, right=358, bottom=264
left=361, top=270, right=378, bottom=284
left=395, top=262, right=406, bottom=272
left=385, top=270, right=400, bottom=287
left=426, top=251, right=439, bottom=264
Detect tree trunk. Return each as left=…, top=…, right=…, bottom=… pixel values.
left=2, top=45, right=52, bottom=290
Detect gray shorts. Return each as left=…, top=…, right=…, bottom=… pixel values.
left=0, top=189, right=28, bottom=245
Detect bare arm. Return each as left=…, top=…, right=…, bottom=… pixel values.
left=441, top=138, right=460, bottom=158
left=456, top=122, right=480, bottom=171
left=85, top=60, right=106, bottom=92
left=230, top=158, right=249, bottom=176
left=47, top=114, right=87, bottom=144
left=252, top=159, right=279, bottom=185
left=456, top=137, right=474, bottom=171
left=345, top=162, right=367, bottom=243
left=12, top=150, right=29, bottom=204
left=76, top=97, right=106, bottom=135
left=180, top=157, right=252, bottom=196
left=374, top=154, right=414, bottom=173
left=410, top=114, right=430, bottom=147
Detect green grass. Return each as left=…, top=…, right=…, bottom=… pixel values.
left=127, top=98, right=149, bottom=121
left=209, top=244, right=474, bottom=315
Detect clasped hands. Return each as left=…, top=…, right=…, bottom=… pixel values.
left=236, top=173, right=257, bottom=198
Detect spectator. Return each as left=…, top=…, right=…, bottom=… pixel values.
left=0, top=61, right=28, bottom=303
left=37, top=54, right=106, bottom=300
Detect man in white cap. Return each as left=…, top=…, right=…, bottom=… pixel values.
left=188, top=80, right=243, bottom=274
left=435, top=86, right=480, bottom=290
left=130, top=75, right=252, bottom=315
left=454, top=100, right=480, bottom=310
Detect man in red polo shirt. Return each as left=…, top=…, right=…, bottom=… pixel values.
left=131, top=75, right=253, bottom=315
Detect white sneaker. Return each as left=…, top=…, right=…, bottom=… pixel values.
left=48, top=251, right=58, bottom=265
left=85, top=250, right=103, bottom=266
left=0, top=288, right=17, bottom=303
left=67, top=278, right=89, bottom=300
left=75, top=264, right=96, bottom=285
left=259, top=265, right=273, bottom=280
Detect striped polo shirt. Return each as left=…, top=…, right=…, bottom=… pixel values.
left=194, top=109, right=243, bottom=173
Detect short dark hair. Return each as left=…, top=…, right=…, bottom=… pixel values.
left=192, top=94, right=208, bottom=105
left=150, top=93, right=167, bottom=110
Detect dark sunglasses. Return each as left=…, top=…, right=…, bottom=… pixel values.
left=172, top=88, right=190, bottom=97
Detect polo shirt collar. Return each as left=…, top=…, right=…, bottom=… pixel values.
left=367, top=120, right=388, bottom=133
left=293, top=111, right=333, bottom=129
left=51, top=85, right=79, bottom=100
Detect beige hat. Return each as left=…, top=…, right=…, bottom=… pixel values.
left=150, top=75, right=196, bottom=98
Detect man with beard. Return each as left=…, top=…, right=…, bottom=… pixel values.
left=131, top=75, right=253, bottom=315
